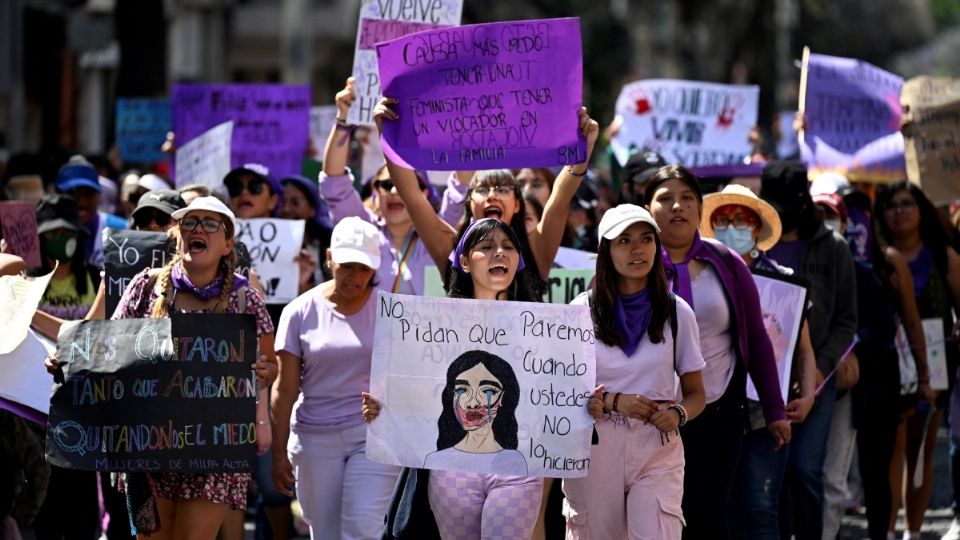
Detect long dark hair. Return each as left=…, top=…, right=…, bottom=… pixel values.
left=590, top=229, right=671, bottom=346
left=447, top=218, right=541, bottom=302
left=451, top=170, right=543, bottom=290
left=436, top=350, right=520, bottom=451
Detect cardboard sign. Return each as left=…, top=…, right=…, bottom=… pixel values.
left=376, top=17, right=585, bottom=170
left=610, top=79, right=759, bottom=167
left=103, top=229, right=173, bottom=318
left=0, top=201, right=41, bottom=267
left=46, top=315, right=258, bottom=472
left=799, top=49, right=905, bottom=182
left=235, top=218, right=305, bottom=304
left=116, top=98, right=171, bottom=163
left=0, top=269, right=54, bottom=355
left=172, top=84, right=311, bottom=179
left=747, top=270, right=810, bottom=403
left=423, top=265, right=595, bottom=305
left=0, top=329, right=56, bottom=419
left=901, top=76, right=960, bottom=206
left=367, top=292, right=596, bottom=477
left=347, top=0, right=464, bottom=127
left=174, top=120, right=234, bottom=190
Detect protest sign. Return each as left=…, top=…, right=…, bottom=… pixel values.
left=747, top=270, right=809, bottom=403
left=901, top=76, right=960, bottom=206
left=103, top=229, right=172, bottom=318
left=553, top=246, right=597, bottom=270
left=347, top=0, right=464, bottom=127
left=896, top=318, right=949, bottom=393
left=376, top=17, right=586, bottom=171
left=116, top=98, right=171, bottom=163
left=423, top=265, right=595, bottom=305
left=309, top=105, right=339, bottom=158
left=174, top=121, right=233, bottom=190
left=367, top=292, right=596, bottom=477
left=799, top=48, right=905, bottom=182
left=46, top=314, right=258, bottom=472
left=0, top=270, right=54, bottom=355
left=172, top=84, right=311, bottom=179
left=0, top=200, right=41, bottom=267
left=0, top=329, right=55, bottom=420
left=235, top=218, right=305, bottom=304
left=610, top=79, right=759, bottom=167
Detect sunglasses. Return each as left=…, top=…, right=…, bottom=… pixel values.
left=133, top=209, right=172, bottom=229
left=226, top=178, right=267, bottom=198
left=373, top=178, right=427, bottom=193
left=179, top=216, right=226, bottom=233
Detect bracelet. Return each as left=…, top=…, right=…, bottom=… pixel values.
left=669, top=403, right=688, bottom=427
left=566, top=166, right=588, bottom=177
left=335, top=116, right=348, bottom=125
left=612, top=392, right=622, bottom=413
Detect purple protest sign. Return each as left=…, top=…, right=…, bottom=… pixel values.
left=800, top=50, right=905, bottom=182
left=376, top=18, right=586, bottom=171
left=171, top=84, right=310, bottom=180
left=0, top=201, right=41, bottom=267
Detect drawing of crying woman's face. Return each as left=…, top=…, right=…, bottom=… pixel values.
left=437, top=351, right=520, bottom=453
left=454, top=363, right=504, bottom=431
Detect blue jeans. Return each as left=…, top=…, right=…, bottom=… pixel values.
left=781, top=379, right=836, bottom=540
left=735, top=428, right=790, bottom=539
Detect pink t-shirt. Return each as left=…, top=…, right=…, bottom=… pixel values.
left=276, top=286, right=376, bottom=432
left=571, top=292, right=705, bottom=400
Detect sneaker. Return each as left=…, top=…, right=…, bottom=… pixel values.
left=943, top=517, right=960, bottom=540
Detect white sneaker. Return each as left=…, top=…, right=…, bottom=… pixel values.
left=943, top=517, right=960, bottom=540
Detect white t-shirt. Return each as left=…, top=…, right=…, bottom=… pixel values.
left=691, top=265, right=737, bottom=403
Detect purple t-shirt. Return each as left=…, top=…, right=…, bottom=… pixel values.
left=276, top=286, right=376, bottom=432
left=767, top=238, right=806, bottom=274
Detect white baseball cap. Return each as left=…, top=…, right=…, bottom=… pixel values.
left=170, top=196, right=237, bottom=233
left=597, top=203, right=661, bottom=241
left=330, top=216, right=381, bottom=269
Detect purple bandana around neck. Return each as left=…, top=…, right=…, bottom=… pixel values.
left=661, top=231, right=704, bottom=309
left=614, top=288, right=652, bottom=357
left=452, top=218, right=525, bottom=274
left=170, top=263, right=249, bottom=300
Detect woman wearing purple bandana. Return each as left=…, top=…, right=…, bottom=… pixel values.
left=564, top=204, right=706, bottom=538
left=111, top=196, right=278, bottom=539
left=643, top=165, right=789, bottom=539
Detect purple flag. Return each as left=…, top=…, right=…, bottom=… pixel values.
left=376, top=18, right=586, bottom=171
left=172, top=84, right=310, bottom=180
left=801, top=51, right=905, bottom=182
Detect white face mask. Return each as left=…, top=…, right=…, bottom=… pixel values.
left=824, top=219, right=842, bottom=233
left=713, top=225, right=756, bottom=256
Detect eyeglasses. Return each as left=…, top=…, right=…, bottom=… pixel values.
left=226, top=178, right=266, bottom=198
left=884, top=200, right=917, bottom=213
left=472, top=185, right=515, bottom=198
left=179, top=216, right=226, bottom=233
left=134, top=209, right=171, bottom=229
left=712, top=214, right=758, bottom=228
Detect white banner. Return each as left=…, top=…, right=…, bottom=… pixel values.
left=235, top=218, right=305, bottom=304
left=610, top=79, right=759, bottom=167
left=367, top=292, right=596, bottom=477
left=175, top=120, right=233, bottom=190
left=347, top=0, right=464, bottom=126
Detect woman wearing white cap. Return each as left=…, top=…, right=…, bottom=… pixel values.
left=699, top=184, right=817, bottom=538
left=111, top=196, right=278, bottom=539
left=563, top=204, right=706, bottom=538
left=271, top=216, right=401, bottom=539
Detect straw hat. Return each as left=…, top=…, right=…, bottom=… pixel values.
left=700, top=184, right=782, bottom=251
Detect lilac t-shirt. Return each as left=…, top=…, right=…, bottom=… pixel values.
left=691, top=265, right=736, bottom=403
left=571, top=292, right=705, bottom=400
left=276, top=287, right=376, bottom=432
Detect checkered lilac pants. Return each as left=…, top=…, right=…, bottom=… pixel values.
left=427, top=470, right=542, bottom=539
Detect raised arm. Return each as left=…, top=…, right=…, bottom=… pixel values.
left=323, top=78, right=355, bottom=177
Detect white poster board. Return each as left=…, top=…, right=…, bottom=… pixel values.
left=896, top=318, right=949, bottom=393
left=235, top=218, right=305, bottom=304
left=746, top=271, right=809, bottom=403
left=610, top=79, right=759, bottom=167
left=0, top=269, right=54, bottom=354
left=0, top=329, right=56, bottom=415
left=347, top=0, right=464, bottom=126
left=309, top=105, right=339, bottom=158
left=174, top=120, right=233, bottom=190
left=367, top=292, right=596, bottom=477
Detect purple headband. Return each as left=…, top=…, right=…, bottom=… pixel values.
left=452, top=218, right=526, bottom=274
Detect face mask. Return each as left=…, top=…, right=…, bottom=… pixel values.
left=824, top=219, right=842, bottom=233
left=713, top=225, right=755, bottom=256
left=42, top=236, right=77, bottom=262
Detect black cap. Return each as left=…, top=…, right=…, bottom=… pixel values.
left=622, top=151, right=667, bottom=186
left=36, top=194, right=87, bottom=235
left=131, top=189, right=187, bottom=219
left=759, top=160, right=810, bottom=212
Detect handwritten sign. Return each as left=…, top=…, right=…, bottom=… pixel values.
left=0, top=201, right=41, bottom=267
left=174, top=120, right=233, bottom=190
left=423, top=266, right=595, bottom=305
left=0, top=270, right=54, bottom=354
left=347, top=0, right=464, bottom=127
left=610, top=79, right=759, bottom=167
left=747, top=271, right=810, bottom=403
left=46, top=315, right=258, bottom=472
left=235, top=218, right=305, bottom=304
left=103, top=229, right=172, bottom=318
left=172, top=84, right=310, bottom=179
left=896, top=318, right=949, bottom=393
left=0, top=329, right=55, bottom=419
left=116, top=98, right=171, bottom=163
left=902, top=76, right=960, bottom=206
left=800, top=49, right=905, bottom=183
left=367, top=292, right=595, bottom=477
left=376, top=17, right=586, bottom=170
